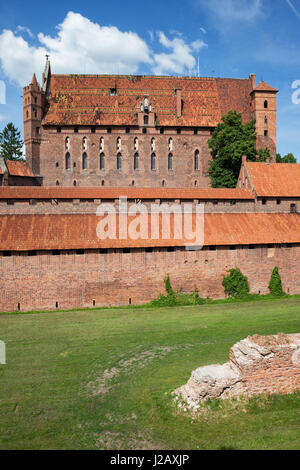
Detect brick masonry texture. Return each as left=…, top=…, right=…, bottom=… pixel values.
left=0, top=245, right=299, bottom=312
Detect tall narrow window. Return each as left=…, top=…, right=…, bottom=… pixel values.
left=117, top=137, right=121, bottom=152
left=264, top=100, right=268, bottom=109
left=100, top=152, right=105, bottom=170
left=134, top=152, right=139, bottom=170
left=117, top=153, right=122, bottom=170
left=144, top=115, right=149, bottom=125
left=65, top=152, right=71, bottom=170
left=82, top=137, right=87, bottom=150
left=151, top=137, right=155, bottom=151
left=151, top=153, right=156, bottom=171
left=82, top=152, right=87, bottom=170
left=168, top=137, right=173, bottom=151
left=134, top=137, right=138, bottom=151
left=168, top=153, right=173, bottom=171
left=194, top=150, right=199, bottom=171
left=100, top=137, right=104, bottom=152
left=264, top=116, right=268, bottom=124
left=65, top=137, right=70, bottom=150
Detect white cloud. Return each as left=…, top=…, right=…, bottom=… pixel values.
left=15, top=26, right=34, bottom=38
left=0, top=12, right=207, bottom=86
left=153, top=32, right=207, bottom=75
left=0, top=11, right=152, bottom=87
left=198, top=0, right=263, bottom=29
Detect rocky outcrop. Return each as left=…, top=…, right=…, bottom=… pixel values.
left=174, top=333, right=300, bottom=410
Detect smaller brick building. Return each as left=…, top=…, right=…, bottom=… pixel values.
left=0, top=157, right=42, bottom=186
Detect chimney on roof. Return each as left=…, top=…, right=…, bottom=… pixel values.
left=242, top=155, right=247, bottom=164
left=175, top=88, right=182, bottom=118
left=249, top=73, right=256, bottom=90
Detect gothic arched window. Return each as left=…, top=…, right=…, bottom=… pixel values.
left=194, top=150, right=199, bottom=171
left=100, top=137, right=104, bottom=151
left=82, top=152, right=87, bottom=170
left=151, top=153, right=156, bottom=171
left=100, top=152, right=105, bottom=170
left=65, top=152, right=71, bottom=170
left=168, top=153, right=173, bottom=171
left=134, top=152, right=139, bottom=170
left=117, top=152, right=122, bottom=170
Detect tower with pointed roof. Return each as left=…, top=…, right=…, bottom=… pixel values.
left=23, top=72, right=44, bottom=174
left=250, top=77, right=278, bottom=160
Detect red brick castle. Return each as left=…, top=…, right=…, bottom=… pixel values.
left=23, top=57, right=277, bottom=188
left=1, top=59, right=300, bottom=314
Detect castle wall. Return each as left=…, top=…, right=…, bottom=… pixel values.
left=39, top=126, right=212, bottom=188
left=0, top=198, right=255, bottom=215
left=0, top=244, right=299, bottom=312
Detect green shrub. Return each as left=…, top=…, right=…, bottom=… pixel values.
left=222, top=268, right=249, bottom=298
left=150, top=275, right=204, bottom=307
left=268, top=267, right=284, bottom=296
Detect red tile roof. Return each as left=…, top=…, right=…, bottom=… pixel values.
left=42, top=75, right=254, bottom=127
left=246, top=162, right=300, bottom=197
left=5, top=160, right=35, bottom=177
left=0, top=186, right=254, bottom=200
left=252, top=81, right=278, bottom=93
left=0, top=213, right=298, bottom=251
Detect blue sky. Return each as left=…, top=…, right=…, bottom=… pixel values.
left=0, top=0, right=300, bottom=159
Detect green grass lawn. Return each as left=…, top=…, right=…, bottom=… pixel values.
left=0, top=298, right=300, bottom=450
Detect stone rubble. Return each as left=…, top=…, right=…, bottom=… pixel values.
left=174, top=333, right=300, bottom=410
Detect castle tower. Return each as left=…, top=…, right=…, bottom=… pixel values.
left=250, top=78, right=278, bottom=159
left=23, top=73, right=43, bottom=174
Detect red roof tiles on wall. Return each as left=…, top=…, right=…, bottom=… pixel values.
left=5, top=160, right=35, bottom=177
left=0, top=213, right=299, bottom=251
left=246, top=162, right=300, bottom=197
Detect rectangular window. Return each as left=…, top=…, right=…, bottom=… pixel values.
left=110, top=88, right=116, bottom=96
left=107, top=128, right=111, bottom=134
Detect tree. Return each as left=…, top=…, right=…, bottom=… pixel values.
left=222, top=268, right=250, bottom=298
left=276, top=152, right=297, bottom=163
left=268, top=267, right=284, bottom=296
left=208, top=110, right=270, bottom=188
left=0, top=122, right=23, bottom=160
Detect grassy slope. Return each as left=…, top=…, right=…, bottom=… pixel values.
left=0, top=298, right=300, bottom=450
